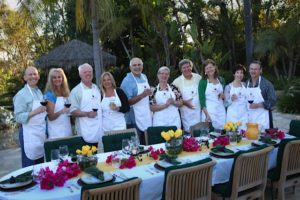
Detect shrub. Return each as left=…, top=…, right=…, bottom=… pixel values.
left=277, top=79, right=300, bottom=114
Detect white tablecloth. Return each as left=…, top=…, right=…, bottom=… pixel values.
left=0, top=138, right=285, bottom=200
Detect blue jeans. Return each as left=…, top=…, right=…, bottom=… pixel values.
left=19, top=127, right=44, bottom=167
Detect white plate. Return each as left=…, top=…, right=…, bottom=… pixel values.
left=156, top=158, right=185, bottom=169
left=210, top=151, right=235, bottom=158
left=81, top=172, right=113, bottom=184
left=0, top=179, right=33, bottom=189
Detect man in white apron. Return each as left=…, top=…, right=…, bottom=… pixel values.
left=121, top=57, right=152, bottom=144
left=172, top=59, right=202, bottom=132
left=13, top=67, right=47, bottom=167
left=70, top=63, right=103, bottom=146
left=246, top=61, right=277, bottom=130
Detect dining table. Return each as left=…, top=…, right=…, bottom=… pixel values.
left=0, top=134, right=293, bottom=200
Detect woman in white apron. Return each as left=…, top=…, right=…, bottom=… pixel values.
left=246, top=76, right=270, bottom=131
left=13, top=66, right=47, bottom=167
left=44, top=68, right=72, bottom=139
left=199, top=59, right=226, bottom=130
left=150, top=67, right=182, bottom=128
left=100, top=72, right=129, bottom=131
left=224, top=65, right=248, bottom=130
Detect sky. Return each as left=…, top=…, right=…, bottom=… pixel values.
left=6, top=0, right=19, bottom=10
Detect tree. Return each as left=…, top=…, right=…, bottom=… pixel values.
left=243, top=0, right=253, bottom=66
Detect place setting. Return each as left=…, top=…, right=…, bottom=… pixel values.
left=0, top=170, right=36, bottom=192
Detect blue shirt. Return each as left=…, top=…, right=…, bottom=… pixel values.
left=45, top=90, right=57, bottom=104
left=120, top=72, right=148, bottom=125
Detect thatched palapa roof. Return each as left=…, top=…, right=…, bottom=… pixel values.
left=35, top=39, right=116, bottom=70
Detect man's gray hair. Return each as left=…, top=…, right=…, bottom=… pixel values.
left=178, top=59, right=193, bottom=69
left=157, top=66, right=170, bottom=74
left=78, top=63, right=93, bottom=74
left=129, top=57, right=143, bottom=67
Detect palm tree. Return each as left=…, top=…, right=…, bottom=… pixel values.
left=243, top=0, right=253, bottom=67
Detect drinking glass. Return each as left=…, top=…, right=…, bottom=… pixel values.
left=40, top=95, right=48, bottom=106
left=229, top=132, right=237, bottom=146
left=64, top=97, right=71, bottom=116
left=109, top=97, right=116, bottom=114
left=32, top=164, right=43, bottom=183
left=122, top=139, right=130, bottom=154
left=112, top=152, right=121, bottom=169
left=59, top=145, right=69, bottom=160
left=248, top=93, right=254, bottom=104
left=51, top=149, right=60, bottom=164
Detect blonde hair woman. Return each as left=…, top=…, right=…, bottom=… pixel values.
left=100, top=72, right=129, bottom=131
left=45, top=68, right=72, bottom=138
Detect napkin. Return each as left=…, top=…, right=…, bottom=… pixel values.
left=84, top=166, right=104, bottom=181
left=0, top=170, right=33, bottom=184
left=211, top=145, right=234, bottom=154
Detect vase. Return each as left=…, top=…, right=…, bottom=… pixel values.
left=245, top=123, right=260, bottom=140
left=77, top=155, right=98, bottom=171
left=227, top=131, right=238, bottom=146
left=165, top=137, right=183, bottom=155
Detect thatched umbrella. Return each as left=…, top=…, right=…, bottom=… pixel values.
left=35, top=39, right=116, bottom=70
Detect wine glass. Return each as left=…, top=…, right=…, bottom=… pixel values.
left=50, top=149, right=60, bottom=164
left=122, top=139, right=130, bottom=154
left=58, top=145, right=69, bottom=161
left=40, top=95, right=48, bottom=106
left=248, top=93, right=254, bottom=104
left=64, top=97, right=71, bottom=116
left=109, top=97, right=116, bottom=114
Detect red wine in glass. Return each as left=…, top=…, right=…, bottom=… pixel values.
left=40, top=100, right=48, bottom=106
left=64, top=103, right=71, bottom=108
left=248, top=100, right=254, bottom=104
left=92, top=108, right=98, bottom=112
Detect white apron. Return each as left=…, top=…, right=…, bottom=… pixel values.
left=47, top=96, right=72, bottom=139
left=132, top=73, right=152, bottom=131
left=101, top=89, right=126, bottom=131
left=247, top=77, right=269, bottom=130
left=78, top=83, right=103, bottom=143
left=202, top=80, right=226, bottom=130
left=23, top=84, right=47, bottom=160
left=226, top=83, right=248, bottom=130
left=180, top=76, right=201, bottom=131
left=152, top=84, right=181, bottom=128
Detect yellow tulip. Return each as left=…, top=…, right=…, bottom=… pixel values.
left=236, top=121, right=242, bottom=126
left=164, top=134, right=171, bottom=141
left=175, top=129, right=183, bottom=138
left=76, top=149, right=82, bottom=154
left=161, top=132, right=169, bottom=141
left=91, top=146, right=97, bottom=153
left=169, top=130, right=175, bottom=138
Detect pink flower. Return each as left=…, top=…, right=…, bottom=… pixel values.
left=106, top=155, right=113, bottom=164
left=213, top=136, right=230, bottom=147
left=183, top=137, right=200, bottom=152
left=119, top=156, right=136, bottom=169
left=148, top=147, right=165, bottom=160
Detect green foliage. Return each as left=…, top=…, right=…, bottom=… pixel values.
left=277, top=79, right=300, bottom=114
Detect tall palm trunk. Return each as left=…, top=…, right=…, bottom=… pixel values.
left=91, top=0, right=103, bottom=85
left=243, top=0, right=253, bottom=67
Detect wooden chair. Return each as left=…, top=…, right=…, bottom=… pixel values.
left=44, top=135, right=86, bottom=162
left=190, top=122, right=212, bottom=137
left=81, top=177, right=141, bottom=200
left=101, top=128, right=137, bottom=152
left=212, top=145, right=273, bottom=200
left=162, top=158, right=216, bottom=200
left=145, top=126, right=177, bottom=145
left=289, top=120, right=300, bottom=137
left=268, top=138, right=300, bottom=200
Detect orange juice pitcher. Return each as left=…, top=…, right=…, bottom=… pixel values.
left=245, top=123, right=260, bottom=140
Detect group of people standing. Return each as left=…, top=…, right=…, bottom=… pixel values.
left=13, top=57, right=276, bottom=167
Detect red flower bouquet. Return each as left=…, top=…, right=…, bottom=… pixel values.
left=212, top=136, right=230, bottom=147
left=183, top=137, right=201, bottom=152
left=106, top=154, right=136, bottom=169
left=265, top=129, right=285, bottom=140
left=148, top=146, right=166, bottom=160
left=38, top=161, right=80, bottom=190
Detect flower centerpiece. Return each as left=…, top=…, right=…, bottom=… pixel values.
left=182, top=137, right=201, bottom=152
left=260, top=128, right=285, bottom=144
left=76, top=145, right=98, bottom=170
left=38, top=160, right=80, bottom=190
left=223, top=121, right=242, bottom=143
left=106, top=154, right=136, bottom=169
left=161, top=129, right=183, bottom=155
